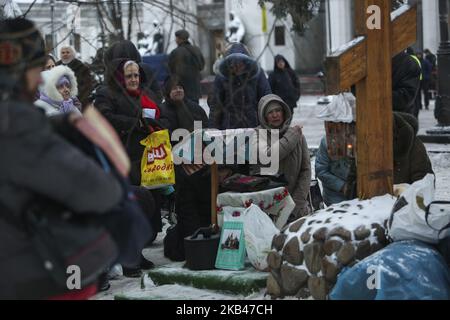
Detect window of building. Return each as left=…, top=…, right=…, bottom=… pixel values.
left=274, top=26, right=286, bottom=46
left=45, top=34, right=54, bottom=52
left=70, top=33, right=81, bottom=54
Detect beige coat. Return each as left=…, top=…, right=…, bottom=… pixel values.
left=252, top=94, right=311, bottom=218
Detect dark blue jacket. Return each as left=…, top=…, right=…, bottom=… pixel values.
left=315, top=137, right=353, bottom=205
left=420, top=57, right=432, bottom=81
left=208, top=44, right=271, bottom=129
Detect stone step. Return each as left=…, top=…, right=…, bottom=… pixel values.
left=418, top=134, right=450, bottom=144
left=145, top=262, right=268, bottom=296
left=114, top=284, right=241, bottom=300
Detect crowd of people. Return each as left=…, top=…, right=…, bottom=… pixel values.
left=0, top=16, right=436, bottom=300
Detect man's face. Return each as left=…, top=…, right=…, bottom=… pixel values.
left=124, top=64, right=140, bottom=91
left=60, top=48, right=74, bottom=64
left=25, top=66, right=43, bottom=96
left=266, top=106, right=285, bottom=128
left=169, top=85, right=184, bottom=102
left=175, top=37, right=182, bottom=46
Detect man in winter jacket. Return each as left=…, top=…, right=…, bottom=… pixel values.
left=56, top=46, right=97, bottom=108
left=251, top=94, right=311, bottom=219
left=208, top=43, right=272, bottom=129
left=0, top=18, right=123, bottom=299
left=168, top=30, right=205, bottom=103
left=417, top=52, right=433, bottom=110
left=393, top=112, right=433, bottom=184
left=268, top=55, right=301, bottom=112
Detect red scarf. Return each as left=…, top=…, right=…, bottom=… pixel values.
left=127, top=89, right=160, bottom=119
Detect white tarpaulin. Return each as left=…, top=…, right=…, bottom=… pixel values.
left=317, top=92, right=356, bottom=123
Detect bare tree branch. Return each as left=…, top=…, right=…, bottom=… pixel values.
left=20, top=0, right=38, bottom=18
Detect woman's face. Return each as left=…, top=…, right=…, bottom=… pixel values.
left=276, top=59, right=286, bottom=70
left=169, top=85, right=185, bottom=102
left=57, top=83, right=71, bottom=100
left=124, top=64, right=140, bottom=91
left=45, top=58, right=55, bottom=71
left=266, top=107, right=285, bottom=128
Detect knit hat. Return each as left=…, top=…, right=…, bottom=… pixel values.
left=264, top=101, right=283, bottom=117
left=0, top=18, right=46, bottom=72
left=175, top=29, right=190, bottom=41
left=56, top=75, right=71, bottom=88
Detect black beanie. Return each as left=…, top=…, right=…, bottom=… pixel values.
left=0, top=18, right=46, bottom=72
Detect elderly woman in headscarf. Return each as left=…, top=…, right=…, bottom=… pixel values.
left=95, top=58, right=160, bottom=184
left=35, top=65, right=82, bottom=116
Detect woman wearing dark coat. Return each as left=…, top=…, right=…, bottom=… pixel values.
left=94, top=59, right=160, bottom=185
left=268, top=55, right=301, bottom=112
left=94, top=54, right=162, bottom=275
left=159, top=77, right=211, bottom=262
left=159, top=77, right=209, bottom=134
left=208, top=43, right=272, bottom=130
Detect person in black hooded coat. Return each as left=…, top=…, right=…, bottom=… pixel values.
left=393, top=112, right=433, bottom=184
left=392, top=52, right=421, bottom=114
left=159, top=76, right=208, bottom=135
left=208, top=43, right=271, bottom=129
left=268, top=55, right=301, bottom=112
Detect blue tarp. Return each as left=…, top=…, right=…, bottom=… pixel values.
left=330, top=240, right=450, bottom=300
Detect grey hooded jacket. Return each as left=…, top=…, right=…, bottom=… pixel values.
left=252, top=94, right=311, bottom=218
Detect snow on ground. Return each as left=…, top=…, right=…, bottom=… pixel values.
left=94, top=96, right=449, bottom=300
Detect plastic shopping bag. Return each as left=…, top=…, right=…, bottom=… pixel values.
left=388, top=174, right=450, bottom=244
left=140, top=129, right=175, bottom=189
left=243, top=204, right=279, bottom=271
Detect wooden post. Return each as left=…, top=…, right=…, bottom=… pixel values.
left=211, top=162, right=219, bottom=230
left=355, top=0, right=394, bottom=199
left=324, top=1, right=417, bottom=200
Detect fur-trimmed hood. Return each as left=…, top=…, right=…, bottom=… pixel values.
left=39, top=65, right=78, bottom=102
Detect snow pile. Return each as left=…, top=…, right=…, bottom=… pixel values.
left=266, top=195, right=396, bottom=300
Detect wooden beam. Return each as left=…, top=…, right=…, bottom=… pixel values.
left=211, top=162, right=219, bottom=230
left=324, top=37, right=367, bottom=95
left=391, top=4, right=417, bottom=56
left=354, top=0, right=367, bottom=36
left=356, top=0, right=394, bottom=199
